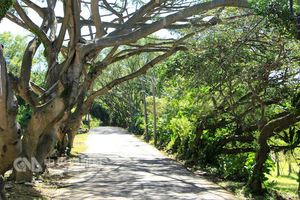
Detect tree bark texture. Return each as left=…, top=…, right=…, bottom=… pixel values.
left=0, top=49, right=21, bottom=176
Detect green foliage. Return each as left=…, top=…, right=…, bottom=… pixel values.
left=267, top=152, right=299, bottom=198
left=276, top=127, right=300, bottom=150
left=16, top=98, right=32, bottom=129
left=94, top=7, right=300, bottom=197
left=264, top=157, right=276, bottom=182
left=90, top=103, right=110, bottom=125
left=0, top=32, right=47, bottom=75
left=153, top=13, right=299, bottom=196
left=0, top=0, right=13, bottom=21
left=0, top=32, right=45, bottom=130
left=218, top=154, right=253, bottom=181
left=82, top=117, right=100, bottom=129
left=167, top=116, right=194, bottom=156
left=292, top=90, right=300, bottom=109
left=250, top=0, right=298, bottom=37
left=0, top=32, right=27, bottom=74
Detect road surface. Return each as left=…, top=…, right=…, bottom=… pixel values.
left=53, top=127, right=236, bottom=200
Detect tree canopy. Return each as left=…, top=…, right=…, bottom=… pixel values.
left=0, top=0, right=300, bottom=198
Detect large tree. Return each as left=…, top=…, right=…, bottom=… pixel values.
left=141, top=11, right=300, bottom=194
left=1, top=0, right=252, bottom=183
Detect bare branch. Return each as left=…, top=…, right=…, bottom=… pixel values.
left=55, top=0, right=71, bottom=50
left=260, top=113, right=300, bottom=141
left=91, top=0, right=106, bottom=38
left=19, top=38, right=41, bottom=106
left=84, top=44, right=185, bottom=106
left=46, top=0, right=58, bottom=41
left=110, top=0, right=166, bottom=36
left=103, top=0, right=123, bottom=23
left=68, top=0, right=81, bottom=48
left=22, top=0, right=45, bottom=18
left=5, top=12, right=27, bottom=30
left=30, top=82, right=46, bottom=96
left=14, top=1, right=51, bottom=48
left=82, top=0, right=249, bottom=55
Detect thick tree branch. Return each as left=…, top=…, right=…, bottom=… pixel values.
left=14, top=2, right=51, bottom=48
left=46, top=0, right=58, bottom=41
left=18, top=38, right=41, bottom=106
left=84, top=32, right=193, bottom=105
left=260, top=113, right=300, bottom=141
left=103, top=0, right=124, bottom=23
left=218, top=135, right=256, bottom=147
left=82, top=0, right=249, bottom=55
left=84, top=46, right=183, bottom=107
left=5, top=12, right=27, bottom=30
left=221, top=147, right=255, bottom=154
left=30, top=82, right=46, bottom=96
left=55, top=0, right=71, bottom=50
left=69, top=0, right=81, bottom=45
left=22, top=0, right=45, bottom=18
left=109, top=0, right=166, bottom=36
left=91, top=0, right=106, bottom=38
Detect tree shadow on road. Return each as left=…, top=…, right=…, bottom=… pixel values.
left=53, top=154, right=234, bottom=200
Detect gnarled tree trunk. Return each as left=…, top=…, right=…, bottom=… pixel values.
left=63, top=111, right=84, bottom=156
left=4, top=0, right=251, bottom=185
left=0, top=49, right=21, bottom=175
left=248, top=113, right=300, bottom=194
left=142, top=79, right=149, bottom=142
left=15, top=95, right=65, bottom=182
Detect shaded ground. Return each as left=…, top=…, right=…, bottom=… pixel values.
left=49, top=127, right=236, bottom=200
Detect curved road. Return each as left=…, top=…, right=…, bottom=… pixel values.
left=54, top=127, right=236, bottom=200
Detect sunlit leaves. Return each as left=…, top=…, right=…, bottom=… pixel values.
left=250, top=0, right=298, bottom=37
left=0, top=32, right=26, bottom=74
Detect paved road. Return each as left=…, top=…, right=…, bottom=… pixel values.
left=53, top=127, right=236, bottom=200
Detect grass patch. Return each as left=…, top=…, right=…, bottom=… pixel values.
left=266, top=174, right=298, bottom=197
left=71, top=133, right=89, bottom=155
left=266, top=154, right=299, bottom=198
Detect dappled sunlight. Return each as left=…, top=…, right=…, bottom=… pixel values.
left=53, top=127, right=235, bottom=200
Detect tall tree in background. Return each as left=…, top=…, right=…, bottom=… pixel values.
left=126, top=6, right=300, bottom=194
left=151, top=76, right=158, bottom=146
left=141, top=77, right=149, bottom=142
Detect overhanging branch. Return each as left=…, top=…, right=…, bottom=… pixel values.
left=84, top=45, right=184, bottom=107
left=82, top=0, right=249, bottom=55
left=14, top=2, right=51, bottom=48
